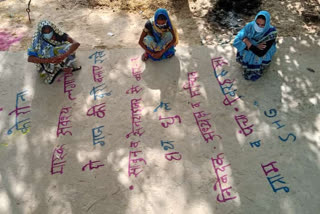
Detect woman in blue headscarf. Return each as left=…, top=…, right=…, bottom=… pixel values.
left=233, top=11, right=277, bottom=81
left=139, top=8, right=179, bottom=61
left=27, top=20, right=81, bottom=84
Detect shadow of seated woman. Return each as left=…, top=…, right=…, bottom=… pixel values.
left=143, top=56, right=181, bottom=104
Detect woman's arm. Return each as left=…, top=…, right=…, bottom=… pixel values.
left=233, top=27, right=248, bottom=52
left=28, top=56, right=49, bottom=64
left=242, top=37, right=252, bottom=49
left=27, top=35, right=80, bottom=64
left=158, top=29, right=176, bottom=55
left=138, top=31, right=154, bottom=56
left=65, top=36, right=80, bottom=55
left=249, top=39, right=276, bottom=57
left=53, top=36, right=80, bottom=63
left=28, top=55, right=62, bottom=64
left=151, top=29, right=176, bottom=59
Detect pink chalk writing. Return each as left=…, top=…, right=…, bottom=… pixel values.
left=159, top=115, right=181, bottom=128
left=87, top=103, right=106, bottom=118
left=82, top=160, right=105, bottom=171
left=234, top=115, right=254, bottom=137
left=261, top=161, right=290, bottom=193
left=261, top=161, right=279, bottom=176
left=130, top=141, right=140, bottom=148
left=128, top=150, right=147, bottom=177
left=191, top=102, right=201, bottom=109
left=193, top=111, right=221, bottom=143
left=92, top=65, right=104, bottom=83
left=56, top=107, right=72, bottom=137
left=126, top=85, right=143, bottom=94
left=211, top=57, right=239, bottom=106
left=64, top=72, right=76, bottom=100
left=157, top=103, right=182, bottom=161
left=126, top=98, right=144, bottom=138
left=125, top=80, right=147, bottom=185
left=161, top=140, right=182, bottom=161
left=50, top=144, right=67, bottom=175
left=7, top=90, right=31, bottom=135
left=183, top=71, right=201, bottom=98
left=211, top=153, right=237, bottom=202
left=183, top=70, right=221, bottom=143
left=130, top=57, right=142, bottom=81
left=211, top=56, right=228, bottom=71
left=165, top=152, right=182, bottom=161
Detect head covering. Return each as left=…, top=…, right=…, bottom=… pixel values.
left=28, top=20, right=67, bottom=58
left=252, top=11, right=272, bottom=40
left=151, top=8, right=179, bottom=46
left=233, top=11, right=276, bottom=50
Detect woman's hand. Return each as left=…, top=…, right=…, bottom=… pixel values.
left=242, top=37, right=252, bottom=49
left=50, top=54, right=67, bottom=64
left=257, top=42, right=266, bottom=50
left=151, top=51, right=163, bottom=59
left=150, top=52, right=158, bottom=59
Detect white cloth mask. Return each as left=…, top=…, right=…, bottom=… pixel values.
left=254, top=23, right=264, bottom=33
left=43, top=31, right=53, bottom=40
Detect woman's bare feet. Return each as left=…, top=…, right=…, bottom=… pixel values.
left=141, top=52, right=149, bottom=62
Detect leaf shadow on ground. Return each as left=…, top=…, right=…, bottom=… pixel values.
left=0, top=34, right=320, bottom=214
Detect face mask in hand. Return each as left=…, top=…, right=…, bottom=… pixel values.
left=43, top=31, right=53, bottom=40
left=254, top=22, right=264, bottom=33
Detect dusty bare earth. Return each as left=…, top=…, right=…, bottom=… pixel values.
left=1, top=1, right=320, bottom=214
left=0, top=0, right=319, bottom=51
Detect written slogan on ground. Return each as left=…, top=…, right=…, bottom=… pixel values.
left=0, top=39, right=319, bottom=213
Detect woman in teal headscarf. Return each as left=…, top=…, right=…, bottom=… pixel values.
left=233, top=11, right=277, bottom=81
left=27, top=20, right=81, bottom=84
left=139, top=8, right=179, bottom=61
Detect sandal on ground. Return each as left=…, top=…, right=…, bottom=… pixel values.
left=62, top=66, right=81, bottom=73
left=46, top=69, right=63, bottom=84
left=72, top=66, right=82, bottom=72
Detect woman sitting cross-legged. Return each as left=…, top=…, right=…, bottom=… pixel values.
left=139, top=8, right=179, bottom=62
left=27, top=20, right=81, bottom=84
left=233, top=11, right=277, bottom=81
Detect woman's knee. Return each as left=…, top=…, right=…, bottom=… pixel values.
left=163, top=32, right=173, bottom=43
left=143, top=35, right=157, bottom=48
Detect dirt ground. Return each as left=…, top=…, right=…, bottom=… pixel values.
left=1, top=1, right=320, bottom=214
left=0, top=0, right=319, bottom=50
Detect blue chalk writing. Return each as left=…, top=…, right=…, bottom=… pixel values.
left=279, top=133, right=296, bottom=143
left=7, top=90, right=31, bottom=135
left=161, top=140, right=175, bottom=150
left=154, top=102, right=171, bottom=112
left=272, top=120, right=286, bottom=129
left=92, top=125, right=105, bottom=146
left=250, top=140, right=261, bottom=148
left=267, top=174, right=290, bottom=193
left=89, top=51, right=106, bottom=64
left=264, top=109, right=277, bottom=118
left=90, top=83, right=112, bottom=100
